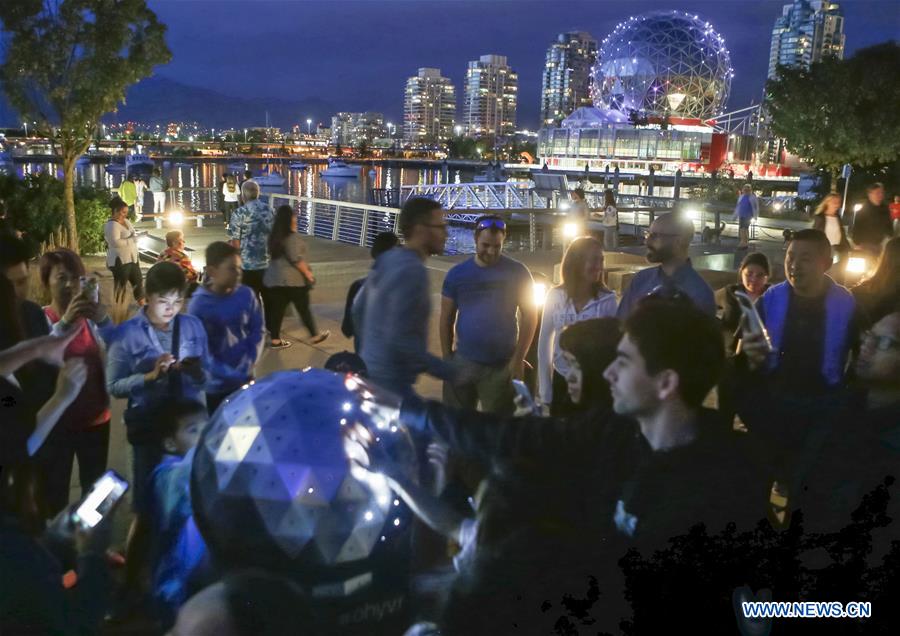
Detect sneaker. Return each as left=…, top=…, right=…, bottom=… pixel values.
left=309, top=331, right=330, bottom=345
left=269, top=340, right=293, bottom=350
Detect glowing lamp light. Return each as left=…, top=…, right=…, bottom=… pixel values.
left=846, top=257, right=867, bottom=275
left=559, top=201, right=571, bottom=211
left=684, top=208, right=701, bottom=220
left=772, top=202, right=783, bottom=211
left=853, top=203, right=863, bottom=213
left=563, top=222, right=579, bottom=239
left=167, top=209, right=184, bottom=226
left=532, top=281, right=548, bottom=307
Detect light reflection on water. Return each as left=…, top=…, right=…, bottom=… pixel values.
left=17, top=159, right=472, bottom=205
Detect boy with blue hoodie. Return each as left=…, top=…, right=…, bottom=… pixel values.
left=188, top=241, right=264, bottom=414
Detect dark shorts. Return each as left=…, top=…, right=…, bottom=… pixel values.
left=738, top=216, right=752, bottom=229
left=131, top=443, right=163, bottom=513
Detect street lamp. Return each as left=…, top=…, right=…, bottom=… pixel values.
left=23, top=122, right=28, bottom=137
left=306, top=118, right=312, bottom=136
left=454, top=124, right=462, bottom=137
left=244, top=128, right=248, bottom=142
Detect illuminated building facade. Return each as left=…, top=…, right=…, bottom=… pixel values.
left=540, top=32, right=597, bottom=127
left=768, top=1, right=845, bottom=79
left=403, top=68, right=456, bottom=144
left=461, top=54, right=517, bottom=138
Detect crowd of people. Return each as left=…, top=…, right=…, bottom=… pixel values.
left=0, top=179, right=898, bottom=634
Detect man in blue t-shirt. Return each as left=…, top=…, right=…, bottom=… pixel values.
left=440, top=215, right=536, bottom=414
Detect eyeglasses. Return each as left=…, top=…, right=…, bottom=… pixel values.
left=643, top=230, right=681, bottom=241
left=476, top=218, right=507, bottom=232
left=862, top=331, right=900, bottom=352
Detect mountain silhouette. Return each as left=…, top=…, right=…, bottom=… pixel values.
left=0, top=75, right=336, bottom=130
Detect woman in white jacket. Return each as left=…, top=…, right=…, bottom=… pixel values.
left=104, top=197, right=144, bottom=304
left=537, top=236, right=617, bottom=414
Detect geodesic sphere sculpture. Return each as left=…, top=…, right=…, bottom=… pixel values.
left=191, top=368, right=414, bottom=573
left=591, top=10, right=733, bottom=120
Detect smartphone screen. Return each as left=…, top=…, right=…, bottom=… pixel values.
left=512, top=379, right=537, bottom=412
left=72, top=470, right=129, bottom=530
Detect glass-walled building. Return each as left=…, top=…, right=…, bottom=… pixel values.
left=537, top=108, right=717, bottom=175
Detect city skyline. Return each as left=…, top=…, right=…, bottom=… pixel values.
left=142, top=0, right=896, bottom=129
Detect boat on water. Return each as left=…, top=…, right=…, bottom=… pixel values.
left=253, top=170, right=285, bottom=187
left=126, top=153, right=155, bottom=170
left=106, top=153, right=155, bottom=174
left=320, top=159, right=358, bottom=178
left=289, top=161, right=309, bottom=170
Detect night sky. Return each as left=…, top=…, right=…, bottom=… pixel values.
left=148, top=0, right=899, bottom=128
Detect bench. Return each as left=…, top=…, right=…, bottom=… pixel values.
left=139, top=211, right=222, bottom=229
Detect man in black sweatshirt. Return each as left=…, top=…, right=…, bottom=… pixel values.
left=352, top=298, right=766, bottom=634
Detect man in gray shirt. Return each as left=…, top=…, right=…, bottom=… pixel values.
left=617, top=212, right=716, bottom=318
left=355, top=197, right=460, bottom=397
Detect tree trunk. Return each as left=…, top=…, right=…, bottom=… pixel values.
left=830, top=166, right=840, bottom=193
left=62, top=154, right=79, bottom=253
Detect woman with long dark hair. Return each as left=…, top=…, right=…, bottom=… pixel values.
left=537, top=236, right=617, bottom=414
left=557, top=317, right=621, bottom=414
left=262, top=205, right=329, bottom=349
left=601, top=189, right=619, bottom=249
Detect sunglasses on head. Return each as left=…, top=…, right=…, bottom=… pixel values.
left=476, top=218, right=506, bottom=232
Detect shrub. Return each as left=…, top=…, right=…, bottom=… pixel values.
left=0, top=172, right=112, bottom=255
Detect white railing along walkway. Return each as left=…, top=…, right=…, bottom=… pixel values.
left=267, top=193, right=400, bottom=249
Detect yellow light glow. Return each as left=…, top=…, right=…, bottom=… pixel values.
left=563, top=222, right=579, bottom=238
left=532, top=281, right=548, bottom=307
left=846, top=257, right=867, bottom=274
left=167, top=209, right=184, bottom=226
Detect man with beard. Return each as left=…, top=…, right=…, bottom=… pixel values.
left=439, top=215, right=536, bottom=414
left=617, top=212, right=716, bottom=318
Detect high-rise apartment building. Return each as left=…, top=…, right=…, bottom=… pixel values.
left=330, top=112, right=385, bottom=147
left=540, top=32, right=597, bottom=127
left=461, top=54, right=517, bottom=138
left=403, top=68, right=456, bottom=144
left=768, top=1, right=845, bottom=79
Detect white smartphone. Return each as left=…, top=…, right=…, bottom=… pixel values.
left=71, top=470, right=129, bottom=531
left=511, top=379, right=538, bottom=414
left=733, top=290, right=772, bottom=352
left=79, top=276, right=99, bottom=303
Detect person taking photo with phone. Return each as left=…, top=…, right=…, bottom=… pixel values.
left=38, top=249, right=116, bottom=519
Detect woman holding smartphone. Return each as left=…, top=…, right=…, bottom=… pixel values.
left=39, top=249, right=116, bottom=518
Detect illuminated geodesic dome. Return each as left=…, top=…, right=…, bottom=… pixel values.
left=191, top=368, right=415, bottom=574
left=591, top=11, right=733, bottom=120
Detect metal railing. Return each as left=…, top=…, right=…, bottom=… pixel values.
left=401, top=181, right=539, bottom=209
left=266, top=193, right=400, bottom=250
left=142, top=187, right=794, bottom=253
